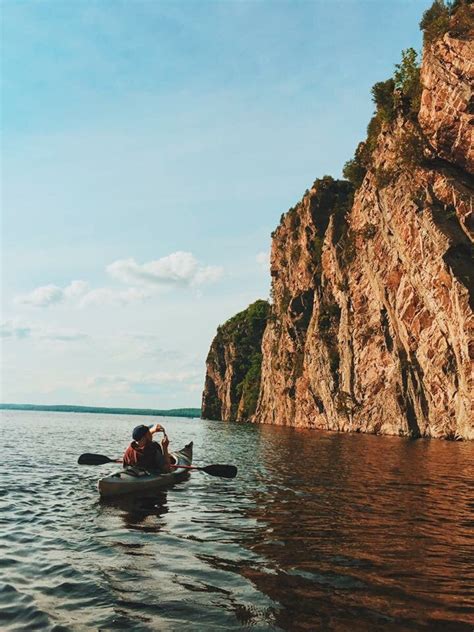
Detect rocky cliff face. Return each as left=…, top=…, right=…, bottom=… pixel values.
left=202, top=8, right=473, bottom=439
left=202, top=300, right=270, bottom=421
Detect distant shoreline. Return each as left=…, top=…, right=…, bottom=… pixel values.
left=0, top=403, right=201, bottom=419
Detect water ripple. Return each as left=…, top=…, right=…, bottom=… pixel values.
left=1, top=410, right=473, bottom=631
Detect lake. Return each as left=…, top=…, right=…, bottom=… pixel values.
left=1, top=410, right=473, bottom=631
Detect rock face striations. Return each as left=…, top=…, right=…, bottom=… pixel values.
left=202, top=4, right=473, bottom=439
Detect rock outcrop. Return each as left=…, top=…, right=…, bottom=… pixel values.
left=202, top=5, right=473, bottom=439
left=202, top=300, right=270, bottom=421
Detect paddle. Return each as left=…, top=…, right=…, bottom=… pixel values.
left=78, top=453, right=120, bottom=465
left=77, top=453, right=237, bottom=478
left=169, top=463, right=237, bottom=478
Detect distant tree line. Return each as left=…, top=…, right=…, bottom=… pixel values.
left=0, top=403, right=201, bottom=418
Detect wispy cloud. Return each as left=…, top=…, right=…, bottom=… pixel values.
left=0, top=321, right=33, bottom=339
left=15, top=280, right=89, bottom=307
left=79, top=287, right=151, bottom=307
left=14, top=252, right=223, bottom=309
left=86, top=370, right=200, bottom=395
left=1, top=319, right=87, bottom=342
left=107, top=252, right=223, bottom=288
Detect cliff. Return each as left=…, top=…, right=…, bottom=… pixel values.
left=202, top=300, right=270, bottom=421
left=202, top=3, right=473, bottom=439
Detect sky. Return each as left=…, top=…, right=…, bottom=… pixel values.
left=1, top=0, right=432, bottom=408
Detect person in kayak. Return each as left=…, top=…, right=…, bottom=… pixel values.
left=122, top=423, right=172, bottom=473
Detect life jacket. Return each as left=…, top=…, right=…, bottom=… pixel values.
left=123, top=440, right=164, bottom=471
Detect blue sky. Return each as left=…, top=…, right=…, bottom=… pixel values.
left=1, top=0, right=431, bottom=407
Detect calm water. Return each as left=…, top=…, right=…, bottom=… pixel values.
left=0, top=411, right=473, bottom=631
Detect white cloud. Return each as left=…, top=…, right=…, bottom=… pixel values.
left=86, top=370, right=200, bottom=395
left=16, top=284, right=64, bottom=307
left=1, top=320, right=33, bottom=339
left=13, top=252, right=222, bottom=310
left=256, top=251, right=270, bottom=270
left=15, top=280, right=89, bottom=307
left=1, top=319, right=87, bottom=342
left=64, top=280, right=90, bottom=299
left=79, top=287, right=151, bottom=307
left=107, top=251, right=223, bottom=288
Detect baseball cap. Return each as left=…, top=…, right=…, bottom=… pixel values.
left=132, top=424, right=152, bottom=441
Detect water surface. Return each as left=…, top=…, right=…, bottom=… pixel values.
left=1, top=411, right=473, bottom=631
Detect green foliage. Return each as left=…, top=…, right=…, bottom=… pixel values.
left=371, top=79, right=396, bottom=122
left=394, top=48, right=422, bottom=117
left=287, top=207, right=300, bottom=231
left=343, top=153, right=367, bottom=189
left=317, top=300, right=341, bottom=390
left=420, top=0, right=450, bottom=43
left=308, top=234, right=324, bottom=267
left=450, top=1, right=474, bottom=37
left=395, top=127, right=427, bottom=168
left=365, top=115, right=383, bottom=154
left=311, top=178, right=354, bottom=246
left=374, top=165, right=396, bottom=188
left=314, top=175, right=335, bottom=187
left=217, top=300, right=270, bottom=419
left=420, top=0, right=473, bottom=43
left=0, top=403, right=202, bottom=418
left=239, top=352, right=263, bottom=418
left=219, top=300, right=270, bottom=348
left=343, top=47, right=421, bottom=187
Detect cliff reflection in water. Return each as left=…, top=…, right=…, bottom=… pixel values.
left=234, top=426, right=474, bottom=631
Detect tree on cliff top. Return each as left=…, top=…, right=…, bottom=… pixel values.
left=343, top=48, right=421, bottom=188
left=420, top=0, right=474, bottom=44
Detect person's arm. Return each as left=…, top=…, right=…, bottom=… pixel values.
left=150, top=424, right=171, bottom=472
left=150, top=423, right=165, bottom=436
left=160, top=434, right=172, bottom=473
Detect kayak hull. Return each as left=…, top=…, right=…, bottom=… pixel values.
left=98, top=442, right=193, bottom=497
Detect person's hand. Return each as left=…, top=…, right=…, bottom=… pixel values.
left=152, top=423, right=164, bottom=434
left=162, top=434, right=169, bottom=451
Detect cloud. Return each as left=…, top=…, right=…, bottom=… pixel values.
left=16, top=284, right=64, bottom=307
left=64, top=280, right=90, bottom=299
left=1, top=319, right=87, bottom=342
left=45, top=331, right=88, bottom=342
left=13, top=252, right=222, bottom=310
left=1, top=320, right=33, bottom=339
left=16, top=280, right=89, bottom=307
left=256, top=251, right=270, bottom=270
left=14, top=279, right=150, bottom=309
left=79, top=287, right=151, bottom=307
left=107, top=251, right=223, bottom=288
left=86, top=370, right=200, bottom=395
left=114, top=334, right=183, bottom=361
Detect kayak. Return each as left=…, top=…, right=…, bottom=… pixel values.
left=98, top=442, right=193, bottom=498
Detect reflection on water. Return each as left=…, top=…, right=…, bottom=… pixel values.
left=101, top=491, right=170, bottom=533
left=0, top=410, right=473, bottom=631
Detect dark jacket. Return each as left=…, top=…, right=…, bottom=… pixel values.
left=123, top=441, right=165, bottom=472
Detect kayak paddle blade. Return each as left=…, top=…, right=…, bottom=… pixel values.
left=78, top=453, right=116, bottom=465
left=202, top=464, right=238, bottom=478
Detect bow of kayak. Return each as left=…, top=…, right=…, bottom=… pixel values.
left=98, top=442, right=193, bottom=498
